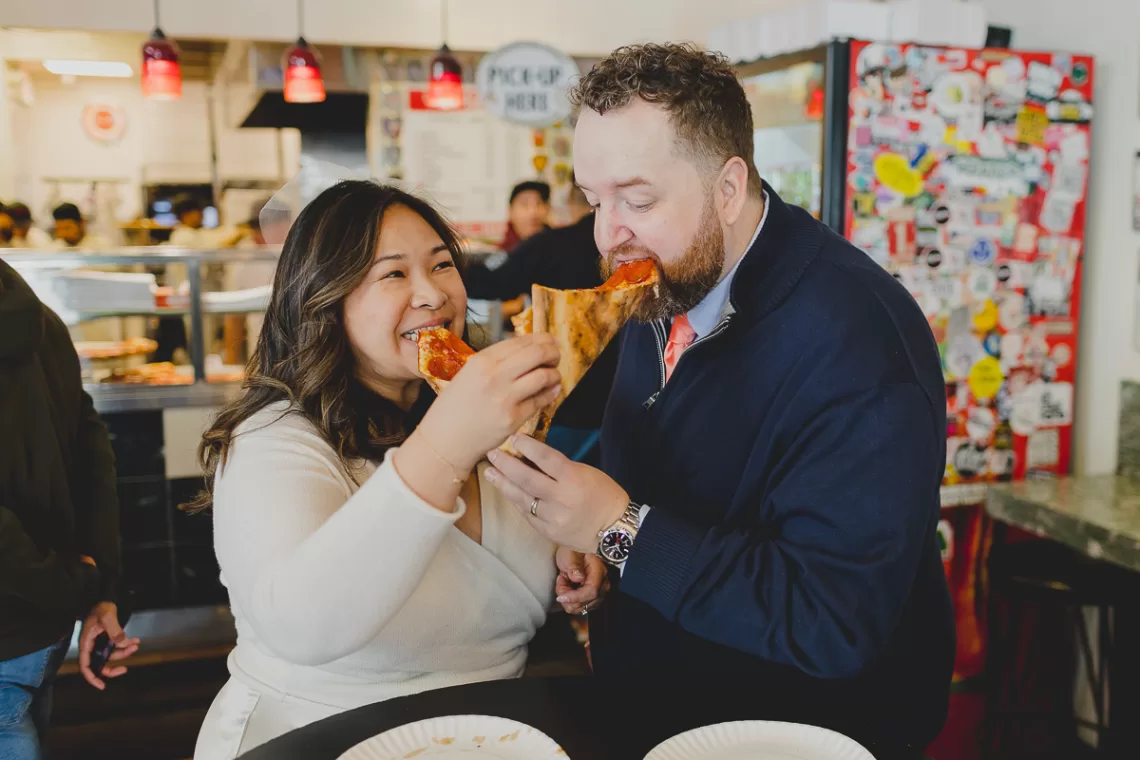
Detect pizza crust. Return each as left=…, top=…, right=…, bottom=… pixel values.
left=529, top=260, right=658, bottom=438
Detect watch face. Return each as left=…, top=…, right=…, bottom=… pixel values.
left=600, top=529, right=634, bottom=562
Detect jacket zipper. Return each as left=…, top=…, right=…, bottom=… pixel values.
left=642, top=315, right=733, bottom=410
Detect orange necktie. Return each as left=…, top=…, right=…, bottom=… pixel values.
left=663, top=313, right=697, bottom=383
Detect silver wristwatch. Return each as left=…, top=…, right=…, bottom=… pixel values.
left=597, top=502, right=642, bottom=568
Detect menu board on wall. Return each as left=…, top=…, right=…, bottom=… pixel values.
left=401, top=107, right=534, bottom=237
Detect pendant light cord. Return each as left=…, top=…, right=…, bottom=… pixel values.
left=297, top=0, right=305, bottom=39
left=440, top=0, right=448, bottom=44
left=153, top=0, right=161, bottom=28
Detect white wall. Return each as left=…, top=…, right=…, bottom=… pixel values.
left=978, top=0, right=1140, bottom=475
left=0, top=0, right=789, bottom=55
left=8, top=76, right=295, bottom=228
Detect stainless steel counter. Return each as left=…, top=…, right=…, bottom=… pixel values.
left=86, top=381, right=244, bottom=414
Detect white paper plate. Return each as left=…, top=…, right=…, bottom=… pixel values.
left=336, top=715, right=567, bottom=759
left=645, top=721, right=876, bottom=760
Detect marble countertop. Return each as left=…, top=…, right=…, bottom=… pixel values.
left=986, top=475, right=1140, bottom=573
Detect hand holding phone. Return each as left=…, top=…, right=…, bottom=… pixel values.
left=78, top=602, right=140, bottom=691
left=88, top=632, right=116, bottom=678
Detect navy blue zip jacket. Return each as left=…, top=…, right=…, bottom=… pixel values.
left=591, top=185, right=954, bottom=749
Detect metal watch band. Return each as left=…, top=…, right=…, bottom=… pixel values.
left=619, top=502, right=642, bottom=531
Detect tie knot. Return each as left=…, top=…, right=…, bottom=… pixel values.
left=668, top=313, right=696, bottom=347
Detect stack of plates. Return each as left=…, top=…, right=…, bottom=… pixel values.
left=202, top=285, right=272, bottom=312
left=16, top=266, right=157, bottom=323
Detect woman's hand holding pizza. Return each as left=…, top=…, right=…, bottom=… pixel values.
left=416, top=335, right=562, bottom=472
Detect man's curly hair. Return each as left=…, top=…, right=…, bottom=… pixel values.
left=570, top=42, right=761, bottom=196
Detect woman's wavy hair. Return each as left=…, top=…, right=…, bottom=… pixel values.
left=182, top=180, right=466, bottom=513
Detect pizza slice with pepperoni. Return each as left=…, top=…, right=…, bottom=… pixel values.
left=416, top=327, right=540, bottom=454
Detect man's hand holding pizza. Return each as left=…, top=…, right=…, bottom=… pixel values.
left=484, top=434, right=628, bottom=554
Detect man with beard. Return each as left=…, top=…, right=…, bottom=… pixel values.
left=484, top=43, right=954, bottom=757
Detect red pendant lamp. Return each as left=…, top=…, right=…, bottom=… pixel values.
left=425, top=0, right=463, bottom=110
left=141, top=0, right=181, bottom=100
left=284, top=1, right=326, bottom=104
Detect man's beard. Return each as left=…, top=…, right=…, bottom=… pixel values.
left=601, top=199, right=725, bottom=322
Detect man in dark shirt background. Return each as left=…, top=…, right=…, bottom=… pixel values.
left=465, top=184, right=613, bottom=462
left=0, top=260, right=140, bottom=759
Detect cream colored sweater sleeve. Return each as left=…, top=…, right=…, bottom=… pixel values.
left=211, top=411, right=464, bottom=667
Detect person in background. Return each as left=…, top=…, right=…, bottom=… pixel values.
left=486, top=43, right=954, bottom=757
left=169, top=196, right=244, bottom=249
left=189, top=181, right=604, bottom=759
left=464, top=177, right=612, bottom=463
left=500, top=181, right=551, bottom=253
left=0, top=206, right=13, bottom=248
left=5, top=204, right=54, bottom=249
left=0, top=260, right=140, bottom=760
left=172, top=195, right=205, bottom=238
left=168, top=195, right=242, bottom=357
left=493, top=181, right=553, bottom=321
left=51, top=203, right=112, bottom=250
left=564, top=182, right=593, bottom=226
left=223, top=199, right=280, bottom=362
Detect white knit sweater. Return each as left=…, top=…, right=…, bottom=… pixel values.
left=210, top=401, right=557, bottom=710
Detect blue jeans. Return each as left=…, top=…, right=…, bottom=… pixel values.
left=0, top=640, right=69, bottom=760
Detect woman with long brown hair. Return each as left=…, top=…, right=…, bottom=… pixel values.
left=191, top=181, right=603, bottom=759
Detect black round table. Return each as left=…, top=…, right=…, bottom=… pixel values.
left=239, top=676, right=925, bottom=759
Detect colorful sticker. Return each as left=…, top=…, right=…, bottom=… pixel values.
left=967, top=267, right=998, bottom=299
left=966, top=407, right=997, bottom=444
left=968, top=356, right=1004, bottom=399
left=1000, top=332, right=1025, bottom=368
left=983, top=331, right=1002, bottom=356
left=1027, top=428, right=1060, bottom=468
left=947, top=335, right=985, bottom=380
left=1015, top=106, right=1048, bottom=146
left=1012, top=223, right=1039, bottom=254
left=972, top=299, right=999, bottom=332
left=1051, top=343, right=1073, bottom=367
left=942, top=155, right=1030, bottom=197
left=1052, top=161, right=1088, bottom=199
left=853, top=192, right=877, bottom=217
left=1038, top=382, right=1074, bottom=427
left=1072, top=60, right=1090, bottom=85
left=1039, top=192, right=1076, bottom=233
left=874, top=152, right=925, bottom=197
left=1026, top=61, right=1063, bottom=103
left=953, top=441, right=987, bottom=478
left=1010, top=389, right=1039, bottom=436
left=968, top=238, right=997, bottom=266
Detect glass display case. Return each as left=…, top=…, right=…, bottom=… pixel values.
left=4, top=247, right=279, bottom=413
left=5, top=247, right=508, bottom=411
left=739, top=51, right=827, bottom=219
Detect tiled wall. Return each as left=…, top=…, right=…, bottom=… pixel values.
left=103, top=411, right=226, bottom=611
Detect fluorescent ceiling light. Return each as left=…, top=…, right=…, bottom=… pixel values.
left=43, top=60, right=133, bottom=78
